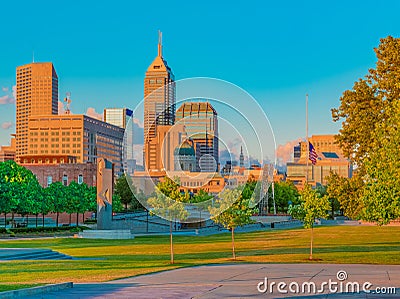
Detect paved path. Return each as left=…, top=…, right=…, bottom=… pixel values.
left=23, top=264, right=400, bottom=298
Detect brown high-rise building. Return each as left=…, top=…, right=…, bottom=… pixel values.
left=176, top=101, right=219, bottom=172
left=144, top=31, right=175, bottom=170
left=16, top=62, right=58, bottom=161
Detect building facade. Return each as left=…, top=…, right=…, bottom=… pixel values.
left=176, top=101, right=219, bottom=172
left=287, top=135, right=352, bottom=189
left=104, top=108, right=133, bottom=129
left=144, top=32, right=175, bottom=171
left=16, top=62, right=58, bottom=161
left=0, top=136, right=16, bottom=162
left=25, top=114, right=124, bottom=174
left=24, top=162, right=97, bottom=188
left=174, top=140, right=196, bottom=172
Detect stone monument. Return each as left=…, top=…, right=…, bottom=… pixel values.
left=97, top=158, right=113, bottom=230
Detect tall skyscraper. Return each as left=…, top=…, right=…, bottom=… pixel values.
left=16, top=62, right=58, bottom=160
left=176, top=101, right=219, bottom=172
left=144, top=31, right=175, bottom=170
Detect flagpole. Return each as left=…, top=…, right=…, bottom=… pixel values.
left=306, top=94, right=309, bottom=184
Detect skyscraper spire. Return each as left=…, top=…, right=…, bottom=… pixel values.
left=158, top=30, right=163, bottom=57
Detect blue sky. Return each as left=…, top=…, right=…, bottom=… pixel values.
left=0, top=0, right=399, bottom=163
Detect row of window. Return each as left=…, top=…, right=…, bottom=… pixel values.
left=49, top=174, right=84, bottom=187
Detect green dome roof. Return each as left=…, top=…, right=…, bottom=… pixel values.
left=174, top=141, right=195, bottom=156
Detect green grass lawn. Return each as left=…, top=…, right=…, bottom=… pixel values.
left=0, top=225, right=399, bottom=287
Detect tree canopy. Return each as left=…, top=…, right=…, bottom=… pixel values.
left=331, top=36, right=400, bottom=225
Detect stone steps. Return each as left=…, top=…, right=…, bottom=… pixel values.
left=0, top=248, right=72, bottom=260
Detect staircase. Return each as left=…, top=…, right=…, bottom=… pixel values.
left=0, top=248, right=72, bottom=260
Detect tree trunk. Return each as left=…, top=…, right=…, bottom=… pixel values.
left=11, top=212, right=14, bottom=228
left=69, top=213, right=72, bottom=225
left=125, top=203, right=128, bottom=212
left=232, top=227, right=236, bottom=260
left=82, top=213, right=85, bottom=224
left=76, top=212, right=79, bottom=227
left=170, top=221, right=174, bottom=264
left=35, top=214, right=38, bottom=227
left=4, top=213, right=6, bottom=228
left=42, top=214, right=45, bottom=228
left=309, top=224, right=314, bottom=260
left=56, top=212, right=59, bottom=227
left=26, top=214, right=29, bottom=226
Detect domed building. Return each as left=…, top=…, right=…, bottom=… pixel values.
left=174, top=140, right=196, bottom=172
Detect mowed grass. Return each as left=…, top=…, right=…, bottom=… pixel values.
left=0, top=225, right=399, bottom=287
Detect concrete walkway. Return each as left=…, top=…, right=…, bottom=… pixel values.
left=23, top=264, right=400, bottom=298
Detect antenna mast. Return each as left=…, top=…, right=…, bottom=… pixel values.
left=64, top=92, right=72, bottom=115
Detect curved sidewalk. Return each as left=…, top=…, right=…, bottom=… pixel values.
left=23, top=263, right=400, bottom=298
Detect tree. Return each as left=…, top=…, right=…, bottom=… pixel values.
left=147, top=177, right=189, bottom=264
left=332, top=36, right=400, bottom=172
left=289, top=184, right=330, bottom=260
left=40, top=187, right=53, bottom=227
left=112, top=194, right=124, bottom=213
left=191, top=189, right=214, bottom=228
left=362, top=101, right=400, bottom=225
left=209, top=185, right=257, bottom=260
left=67, top=181, right=87, bottom=227
left=332, top=36, right=400, bottom=225
left=18, top=179, right=42, bottom=226
left=269, top=181, right=300, bottom=213
left=0, top=161, right=39, bottom=227
left=114, top=175, right=142, bottom=211
left=325, top=173, right=364, bottom=220
left=47, top=182, right=67, bottom=227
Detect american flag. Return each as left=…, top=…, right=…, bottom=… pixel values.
left=309, top=142, right=318, bottom=165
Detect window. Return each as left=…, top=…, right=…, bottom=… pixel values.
left=47, top=176, right=53, bottom=187
left=62, top=174, right=68, bottom=186
left=78, top=174, right=83, bottom=184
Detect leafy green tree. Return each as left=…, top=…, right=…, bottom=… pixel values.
left=147, top=177, right=189, bottom=264
left=289, top=184, right=330, bottom=260
left=209, top=185, right=257, bottom=260
left=40, top=187, right=53, bottom=227
left=112, top=194, right=124, bottom=213
left=86, top=185, right=98, bottom=213
left=66, top=181, right=86, bottom=226
left=18, top=179, right=42, bottom=226
left=114, top=175, right=143, bottom=211
left=0, top=161, right=39, bottom=227
left=325, top=173, right=364, bottom=220
left=47, top=182, right=67, bottom=227
left=191, top=189, right=213, bottom=203
left=269, top=181, right=300, bottom=213
left=332, top=36, right=400, bottom=172
left=190, top=189, right=214, bottom=227
left=362, top=102, right=400, bottom=225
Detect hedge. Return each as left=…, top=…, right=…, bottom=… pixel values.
left=0, top=226, right=89, bottom=234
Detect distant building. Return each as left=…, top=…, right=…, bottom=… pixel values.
left=176, top=101, right=219, bottom=172
left=0, top=136, right=16, bottom=162
left=23, top=114, right=124, bottom=174
left=103, top=107, right=133, bottom=129
left=174, top=140, right=196, bottom=172
left=144, top=32, right=175, bottom=171
left=23, top=160, right=97, bottom=187
left=16, top=62, right=58, bottom=161
left=239, top=146, right=244, bottom=168
left=104, top=107, right=135, bottom=173
left=286, top=135, right=352, bottom=189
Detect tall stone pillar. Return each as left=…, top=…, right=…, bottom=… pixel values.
left=97, top=158, right=114, bottom=229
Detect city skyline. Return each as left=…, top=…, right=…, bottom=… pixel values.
left=0, top=0, right=399, bottom=164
